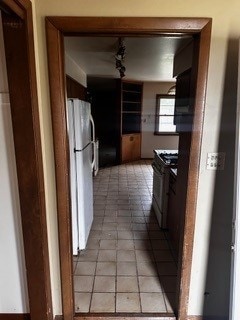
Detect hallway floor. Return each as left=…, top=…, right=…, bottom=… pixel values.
left=73, top=160, right=177, bottom=314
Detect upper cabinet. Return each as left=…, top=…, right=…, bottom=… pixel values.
left=174, top=68, right=194, bottom=133
left=66, top=75, right=87, bottom=100
left=173, top=40, right=194, bottom=133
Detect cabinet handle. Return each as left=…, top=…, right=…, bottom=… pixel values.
left=130, top=136, right=134, bottom=141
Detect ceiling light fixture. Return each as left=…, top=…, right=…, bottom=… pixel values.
left=167, top=85, right=176, bottom=95
left=115, top=38, right=126, bottom=78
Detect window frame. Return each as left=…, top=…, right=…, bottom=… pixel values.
left=154, top=94, right=178, bottom=136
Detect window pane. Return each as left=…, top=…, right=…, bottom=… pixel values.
left=159, top=98, right=175, bottom=115
left=158, top=115, right=176, bottom=132
left=155, top=95, right=177, bottom=134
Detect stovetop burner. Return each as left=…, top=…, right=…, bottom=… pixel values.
left=160, top=153, right=178, bottom=165
left=154, top=149, right=178, bottom=166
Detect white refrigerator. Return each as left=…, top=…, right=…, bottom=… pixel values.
left=67, top=98, right=96, bottom=255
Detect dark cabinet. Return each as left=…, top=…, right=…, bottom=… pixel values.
left=174, top=68, right=194, bottom=132
left=66, top=75, right=87, bottom=100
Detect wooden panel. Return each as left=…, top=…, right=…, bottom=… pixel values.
left=66, top=75, right=87, bottom=100
left=121, top=133, right=141, bottom=163
left=1, top=2, right=53, bottom=320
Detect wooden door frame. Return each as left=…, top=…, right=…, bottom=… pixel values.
left=0, top=1, right=53, bottom=320
left=45, top=17, right=212, bottom=320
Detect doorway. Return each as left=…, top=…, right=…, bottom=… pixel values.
left=64, top=34, right=190, bottom=314
left=45, top=17, right=212, bottom=320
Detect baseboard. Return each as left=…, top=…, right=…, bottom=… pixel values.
left=187, top=316, right=203, bottom=320
left=55, top=316, right=63, bottom=320
left=0, top=314, right=30, bottom=320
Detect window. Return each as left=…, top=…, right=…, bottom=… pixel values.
left=155, top=94, right=177, bottom=134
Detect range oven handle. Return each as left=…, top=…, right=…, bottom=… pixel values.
left=152, top=163, right=165, bottom=176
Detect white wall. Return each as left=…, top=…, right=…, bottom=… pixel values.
left=65, top=53, right=87, bottom=87
left=0, top=13, right=29, bottom=313
left=141, top=82, right=179, bottom=158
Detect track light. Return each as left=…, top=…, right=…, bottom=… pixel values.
left=115, top=38, right=126, bottom=78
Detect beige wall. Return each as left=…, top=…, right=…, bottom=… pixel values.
left=141, top=82, right=179, bottom=158
left=31, top=0, right=238, bottom=317
left=65, top=53, right=87, bottom=87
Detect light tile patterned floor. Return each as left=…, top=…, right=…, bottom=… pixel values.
left=73, top=160, right=177, bottom=314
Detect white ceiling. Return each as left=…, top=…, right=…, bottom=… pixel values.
left=64, top=36, right=192, bottom=82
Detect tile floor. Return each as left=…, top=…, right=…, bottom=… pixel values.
left=73, top=160, right=177, bottom=314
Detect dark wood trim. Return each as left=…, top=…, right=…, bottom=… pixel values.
left=0, top=0, right=26, bottom=19
left=0, top=314, right=30, bottom=320
left=45, top=19, right=74, bottom=320
left=45, top=17, right=212, bottom=320
left=176, top=21, right=212, bottom=320
left=75, top=313, right=175, bottom=318
left=1, top=1, right=53, bottom=320
left=74, top=316, right=175, bottom=320
left=45, top=16, right=211, bottom=35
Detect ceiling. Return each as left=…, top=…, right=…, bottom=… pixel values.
left=64, top=36, right=193, bottom=82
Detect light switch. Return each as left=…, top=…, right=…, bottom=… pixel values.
left=206, top=152, right=225, bottom=170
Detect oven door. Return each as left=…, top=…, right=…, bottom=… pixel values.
left=152, top=163, right=165, bottom=214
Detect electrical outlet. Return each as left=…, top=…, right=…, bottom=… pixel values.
left=206, top=152, right=225, bottom=170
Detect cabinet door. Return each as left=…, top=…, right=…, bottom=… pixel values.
left=121, top=134, right=141, bottom=163
left=167, top=174, right=179, bottom=256
left=174, top=68, right=193, bottom=132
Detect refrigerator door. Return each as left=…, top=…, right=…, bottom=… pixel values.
left=73, top=99, right=92, bottom=150
left=66, top=100, right=79, bottom=255
left=75, top=143, right=94, bottom=250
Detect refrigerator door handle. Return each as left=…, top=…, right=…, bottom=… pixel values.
left=91, top=141, right=96, bottom=170
left=90, top=114, right=95, bottom=142
left=90, top=115, right=96, bottom=170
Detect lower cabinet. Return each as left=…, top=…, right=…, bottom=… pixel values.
left=121, top=133, right=141, bottom=163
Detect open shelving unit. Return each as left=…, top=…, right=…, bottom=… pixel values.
left=120, top=81, right=143, bottom=163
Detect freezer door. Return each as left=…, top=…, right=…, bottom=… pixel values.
left=75, top=143, right=94, bottom=250
left=72, top=99, right=92, bottom=150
